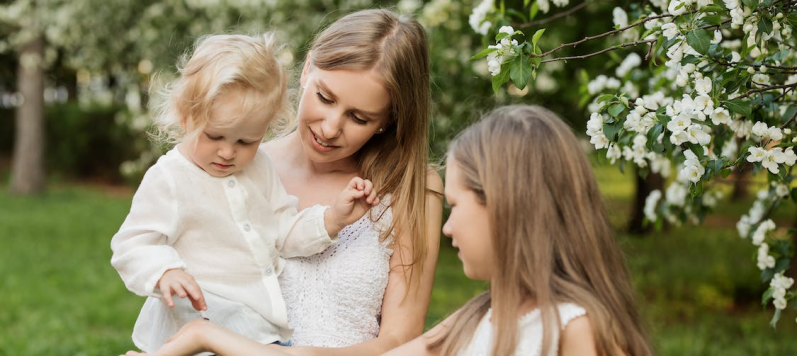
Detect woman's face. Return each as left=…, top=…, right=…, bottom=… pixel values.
left=442, top=159, right=495, bottom=281
left=297, top=62, right=391, bottom=165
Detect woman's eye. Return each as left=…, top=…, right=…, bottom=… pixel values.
left=350, top=113, right=367, bottom=125
left=316, top=92, right=332, bottom=104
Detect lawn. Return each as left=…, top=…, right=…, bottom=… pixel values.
left=1, top=165, right=796, bottom=355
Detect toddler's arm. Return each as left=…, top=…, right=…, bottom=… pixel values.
left=111, top=165, right=187, bottom=298
left=324, top=176, right=380, bottom=236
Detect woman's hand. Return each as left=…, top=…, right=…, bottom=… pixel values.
left=121, top=319, right=214, bottom=356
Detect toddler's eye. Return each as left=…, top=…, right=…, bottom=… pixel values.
left=205, top=133, right=223, bottom=140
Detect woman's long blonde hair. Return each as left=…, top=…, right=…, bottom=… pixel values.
left=430, top=105, right=654, bottom=356
left=302, top=9, right=433, bottom=285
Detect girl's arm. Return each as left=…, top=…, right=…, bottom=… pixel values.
left=559, top=316, right=600, bottom=356
left=286, top=171, right=444, bottom=356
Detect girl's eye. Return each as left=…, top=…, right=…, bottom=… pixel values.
left=239, top=140, right=258, bottom=145
left=205, top=133, right=223, bottom=140
left=316, top=92, right=332, bottom=104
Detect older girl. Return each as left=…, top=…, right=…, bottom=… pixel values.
left=388, top=105, right=655, bottom=356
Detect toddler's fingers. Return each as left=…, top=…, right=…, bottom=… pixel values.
left=161, top=286, right=175, bottom=308
left=363, top=179, right=373, bottom=195
left=185, top=285, right=207, bottom=311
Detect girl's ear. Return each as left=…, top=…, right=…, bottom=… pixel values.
left=300, top=51, right=312, bottom=88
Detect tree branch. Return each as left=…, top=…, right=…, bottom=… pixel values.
left=535, top=13, right=675, bottom=58
left=739, top=83, right=797, bottom=99
left=516, top=1, right=592, bottom=28
left=540, top=39, right=657, bottom=63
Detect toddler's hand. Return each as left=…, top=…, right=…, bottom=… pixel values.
left=157, top=269, right=207, bottom=311
left=325, top=177, right=379, bottom=235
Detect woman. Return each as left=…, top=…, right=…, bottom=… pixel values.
left=123, top=8, right=443, bottom=356
left=263, top=8, right=443, bottom=355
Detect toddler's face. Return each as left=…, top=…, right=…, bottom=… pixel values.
left=180, top=89, right=271, bottom=177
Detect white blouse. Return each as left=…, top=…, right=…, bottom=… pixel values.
left=279, top=196, right=394, bottom=347
left=460, top=303, right=587, bottom=356
left=111, top=148, right=334, bottom=352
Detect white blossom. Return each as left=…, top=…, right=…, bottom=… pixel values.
left=644, top=189, right=662, bottom=222
left=757, top=243, right=777, bottom=270
left=469, top=0, right=494, bottom=35
left=613, top=7, right=628, bottom=28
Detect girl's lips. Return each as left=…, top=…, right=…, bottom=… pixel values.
left=212, top=163, right=233, bottom=169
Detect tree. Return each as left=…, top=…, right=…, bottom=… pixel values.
left=466, top=0, right=797, bottom=326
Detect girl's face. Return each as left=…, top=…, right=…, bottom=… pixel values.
left=297, top=62, right=391, bottom=165
left=442, top=159, right=495, bottom=281
left=180, top=89, right=270, bottom=177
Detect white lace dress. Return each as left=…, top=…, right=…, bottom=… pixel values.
left=279, top=198, right=394, bottom=347
left=460, top=303, right=587, bottom=356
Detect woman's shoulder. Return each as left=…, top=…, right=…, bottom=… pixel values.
left=426, top=167, right=444, bottom=195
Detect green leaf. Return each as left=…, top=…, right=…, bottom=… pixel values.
left=646, top=123, right=664, bottom=148
left=698, top=15, right=723, bottom=26
left=470, top=47, right=499, bottom=60
left=531, top=28, right=545, bottom=46
left=608, top=103, right=626, bottom=117
left=774, top=258, right=790, bottom=273
left=758, top=17, right=773, bottom=35
left=603, top=121, right=623, bottom=141
left=687, top=142, right=705, bottom=161
left=741, top=0, right=758, bottom=8
left=596, top=94, right=615, bottom=103
left=686, top=29, right=712, bottom=55
left=524, top=0, right=531, bottom=6
left=725, top=99, right=752, bottom=118
left=721, top=168, right=732, bottom=178
left=762, top=287, right=774, bottom=306
left=529, top=2, right=539, bottom=21
left=783, top=106, right=797, bottom=124
left=509, top=56, right=532, bottom=90
left=770, top=308, right=781, bottom=329
left=691, top=180, right=704, bottom=197
left=491, top=66, right=511, bottom=94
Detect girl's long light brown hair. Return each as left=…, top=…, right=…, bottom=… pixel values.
left=303, top=9, right=433, bottom=285
left=430, top=105, right=654, bottom=356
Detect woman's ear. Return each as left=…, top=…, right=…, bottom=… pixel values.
left=300, top=51, right=312, bottom=88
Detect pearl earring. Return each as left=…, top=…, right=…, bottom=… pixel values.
left=377, top=127, right=384, bottom=133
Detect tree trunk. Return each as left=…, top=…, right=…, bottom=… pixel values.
left=627, top=170, right=664, bottom=235
left=9, top=36, right=46, bottom=194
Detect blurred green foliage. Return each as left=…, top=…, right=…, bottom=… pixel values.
left=0, top=104, right=144, bottom=183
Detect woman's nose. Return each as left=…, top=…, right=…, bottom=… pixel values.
left=319, top=111, right=345, bottom=139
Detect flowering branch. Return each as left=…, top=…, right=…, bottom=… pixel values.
left=540, top=38, right=657, bottom=63
left=738, top=83, right=797, bottom=99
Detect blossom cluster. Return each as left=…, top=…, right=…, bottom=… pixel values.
left=486, top=26, right=519, bottom=76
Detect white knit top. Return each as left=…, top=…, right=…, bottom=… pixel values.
left=279, top=197, right=394, bottom=347
left=460, top=303, right=587, bottom=356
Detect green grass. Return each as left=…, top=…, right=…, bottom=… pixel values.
left=2, top=169, right=797, bottom=355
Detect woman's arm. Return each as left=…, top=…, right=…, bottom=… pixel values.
left=286, top=171, right=444, bottom=356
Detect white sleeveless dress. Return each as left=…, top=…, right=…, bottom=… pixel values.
left=279, top=198, right=394, bottom=347
left=460, top=303, right=587, bottom=356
